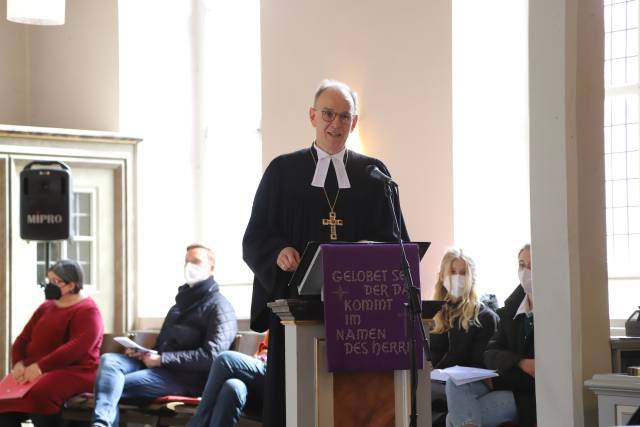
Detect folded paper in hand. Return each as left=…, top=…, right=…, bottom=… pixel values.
left=430, top=365, right=498, bottom=386
left=114, top=336, right=158, bottom=354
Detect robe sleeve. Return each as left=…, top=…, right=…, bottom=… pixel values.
left=242, top=157, right=291, bottom=297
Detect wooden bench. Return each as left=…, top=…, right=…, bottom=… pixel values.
left=60, top=330, right=266, bottom=427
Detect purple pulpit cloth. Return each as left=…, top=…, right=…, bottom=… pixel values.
left=322, top=243, right=423, bottom=372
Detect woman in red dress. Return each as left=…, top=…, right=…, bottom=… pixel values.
left=0, top=259, right=104, bottom=427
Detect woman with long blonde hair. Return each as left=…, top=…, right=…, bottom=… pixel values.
left=430, top=248, right=498, bottom=370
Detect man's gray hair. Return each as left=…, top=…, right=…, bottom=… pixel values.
left=313, top=79, right=358, bottom=114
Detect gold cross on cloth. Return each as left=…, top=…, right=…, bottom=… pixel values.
left=322, top=210, right=343, bottom=240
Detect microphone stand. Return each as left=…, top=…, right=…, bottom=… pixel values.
left=384, top=183, right=430, bottom=427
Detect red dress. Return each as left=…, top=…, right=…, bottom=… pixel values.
left=0, top=297, right=104, bottom=414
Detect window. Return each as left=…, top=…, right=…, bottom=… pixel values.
left=36, top=189, right=97, bottom=288
left=452, top=0, right=530, bottom=305
left=201, top=0, right=262, bottom=290
left=604, top=0, right=640, bottom=277
left=118, top=0, right=262, bottom=319
left=604, top=0, right=640, bottom=324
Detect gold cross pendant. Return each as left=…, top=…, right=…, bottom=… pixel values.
left=322, top=210, right=343, bottom=240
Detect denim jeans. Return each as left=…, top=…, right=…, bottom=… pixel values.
left=186, top=351, right=266, bottom=427
left=92, top=353, right=199, bottom=427
left=445, top=379, right=517, bottom=427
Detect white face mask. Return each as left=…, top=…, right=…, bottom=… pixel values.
left=443, top=274, right=466, bottom=299
left=184, top=262, right=210, bottom=286
left=518, top=267, right=533, bottom=295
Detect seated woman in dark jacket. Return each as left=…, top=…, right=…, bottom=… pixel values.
left=445, top=244, right=535, bottom=427
left=429, top=248, right=498, bottom=409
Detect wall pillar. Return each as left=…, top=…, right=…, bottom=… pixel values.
left=529, top=0, right=611, bottom=425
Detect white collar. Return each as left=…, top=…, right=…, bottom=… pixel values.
left=514, top=293, right=534, bottom=319
left=311, top=144, right=351, bottom=189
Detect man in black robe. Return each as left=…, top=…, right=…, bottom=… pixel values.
left=242, top=79, right=408, bottom=427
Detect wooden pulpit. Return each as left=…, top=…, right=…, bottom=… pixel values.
left=269, top=242, right=432, bottom=427
left=269, top=299, right=431, bottom=427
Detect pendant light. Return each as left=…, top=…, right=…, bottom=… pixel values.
left=7, top=0, right=65, bottom=25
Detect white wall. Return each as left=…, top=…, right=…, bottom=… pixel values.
left=452, top=0, right=530, bottom=304
left=261, top=0, right=453, bottom=295
left=0, top=0, right=27, bottom=124
left=0, top=0, right=119, bottom=131
left=28, top=0, right=119, bottom=130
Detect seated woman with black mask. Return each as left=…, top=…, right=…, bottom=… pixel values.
left=0, top=259, right=104, bottom=427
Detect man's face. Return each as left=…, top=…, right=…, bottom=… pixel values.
left=309, top=88, right=358, bottom=154
left=519, top=248, right=532, bottom=270
left=185, top=248, right=214, bottom=274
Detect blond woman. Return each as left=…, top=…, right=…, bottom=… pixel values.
left=430, top=248, right=498, bottom=370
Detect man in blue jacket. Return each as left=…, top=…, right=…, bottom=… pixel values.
left=91, top=244, right=237, bottom=427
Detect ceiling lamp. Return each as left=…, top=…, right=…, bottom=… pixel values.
left=7, top=0, right=65, bottom=25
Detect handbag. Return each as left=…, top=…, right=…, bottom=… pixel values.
left=625, top=306, right=640, bottom=337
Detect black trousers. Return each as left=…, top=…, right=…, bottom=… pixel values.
left=262, top=314, right=286, bottom=427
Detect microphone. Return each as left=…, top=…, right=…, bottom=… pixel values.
left=366, top=164, right=398, bottom=187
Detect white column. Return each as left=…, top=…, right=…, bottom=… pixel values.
left=529, top=0, right=611, bottom=425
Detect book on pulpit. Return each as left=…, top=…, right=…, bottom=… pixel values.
left=291, top=241, right=431, bottom=297
left=430, top=365, right=498, bottom=386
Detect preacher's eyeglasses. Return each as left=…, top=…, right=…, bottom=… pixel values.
left=313, top=108, right=354, bottom=124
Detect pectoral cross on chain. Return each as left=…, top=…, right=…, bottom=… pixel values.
left=322, top=210, right=343, bottom=240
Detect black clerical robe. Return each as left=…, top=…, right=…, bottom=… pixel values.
left=242, top=145, right=408, bottom=427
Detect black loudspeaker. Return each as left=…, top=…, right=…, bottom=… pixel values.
left=20, top=161, right=72, bottom=241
